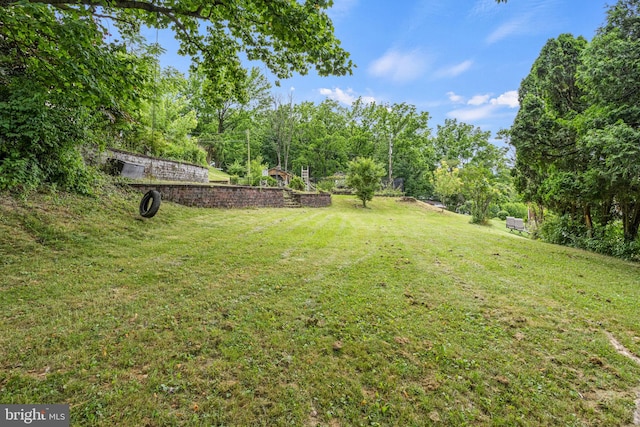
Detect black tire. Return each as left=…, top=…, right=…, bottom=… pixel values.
left=139, top=190, right=161, bottom=218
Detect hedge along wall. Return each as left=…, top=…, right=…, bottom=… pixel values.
left=105, top=149, right=209, bottom=183
left=129, top=184, right=332, bottom=209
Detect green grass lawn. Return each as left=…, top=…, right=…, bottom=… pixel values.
left=209, top=168, right=231, bottom=183
left=1, top=192, right=639, bottom=426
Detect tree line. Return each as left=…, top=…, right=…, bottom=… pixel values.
left=0, top=0, right=512, bottom=221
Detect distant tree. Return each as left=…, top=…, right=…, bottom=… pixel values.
left=346, top=157, right=385, bottom=208
left=293, top=100, right=349, bottom=179
left=460, top=165, right=501, bottom=224
left=433, top=161, right=462, bottom=210
left=188, top=67, right=272, bottom=168
left=433, top=119, right=491, bottom=167
left=349, top=101, right=433, bottom=196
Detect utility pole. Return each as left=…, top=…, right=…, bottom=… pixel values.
left=246, top=129, right=251, bottom=184
left=388, top=135, right=393, bottom=188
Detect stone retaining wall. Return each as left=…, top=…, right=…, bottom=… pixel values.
left=106, top=149, right=209, bottom=183
left=129, top=184, right=331, bottom=209
left=297, top=192, right=332, bottom=208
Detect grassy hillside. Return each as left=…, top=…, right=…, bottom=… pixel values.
left=1, top=192, right=639, bottom=426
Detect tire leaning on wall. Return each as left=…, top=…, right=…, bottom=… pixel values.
left=139, top=190, right=161, bottom=218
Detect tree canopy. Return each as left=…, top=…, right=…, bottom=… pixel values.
left=0, top=0, right=354, bottom=192
left=1, top=0, right=354, bottom=92
left=510, top=0, right=640, bottom=252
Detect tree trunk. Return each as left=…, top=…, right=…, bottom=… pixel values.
left=598, top=197, right=613, bottom=227
left=388, top=136, right=393, bottom=187
left=584, top=204, right=593, bottom=238
left=622, top=201, right=640, bottom=242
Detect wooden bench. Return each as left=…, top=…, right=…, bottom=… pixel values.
left=506, top=216, right=529, bottom=234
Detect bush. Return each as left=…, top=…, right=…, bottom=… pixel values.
left=288, top=176, right=305, bottom=191
left=227, top=161, right=246, bottom=177
left=497, top=210, right=510, bottom=220
left=538, top=214, right=585, bottom=246
left=489, top=204, right=501, bottom=219
left=502, top=202, right=528, bottom=219
left=0, top=87, right=100, bottom=194
left=376, top=187, right=404, bottom=197
left=316, top=179, right=335, bottom=192
left=538, top=215, right=640, bottom=261
left=261, top=176, right=278, bottom=187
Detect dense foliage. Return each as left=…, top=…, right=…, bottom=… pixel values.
left=510, top=0, right=640, bottom=258
left=345, top=157, right=385, bottom=208
left=0, top=0, right=353, bottom=192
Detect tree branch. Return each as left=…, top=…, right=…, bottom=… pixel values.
left=2, top=0, right=223, bottom=20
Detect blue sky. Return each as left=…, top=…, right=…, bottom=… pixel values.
left=150, top=0, right=609, bottom=139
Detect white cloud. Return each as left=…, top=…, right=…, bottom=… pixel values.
left=435, top=60, right=473, bottom=78
left=319, top=87, right=376, bottom=106
left=447, top=91, right=465, bottom=104
left=467, top=94, right=491, bottom=106
left=485, top=18, right=527, bottom=44
left=368, top=49, right=429, bottom=83
left=447, top=104, right=497, bottom=122
left=490, top=90, right=519, bottom=108
left=447, top=90, right=519, bottom=122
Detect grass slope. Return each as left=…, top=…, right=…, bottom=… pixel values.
left=1, top=192, right=639, bottom=426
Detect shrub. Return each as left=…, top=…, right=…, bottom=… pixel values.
left=497, top=210, right=509, bottom=221
left=489, top=204, right=501, bottom=219
left=538, top=215, right=640, bottom=261
left=289, top=176, right=305, bottom=191
left=502, top=202, right=528, bottom=219
left=227, top=161, right=246, bottom=177
left=316, top=179, right=335, bottom=192
left=261, top=176, right=278, bottom=187
left=538, top=214, right=585, bottom=246
left=376, top=187, right=404, bottom=197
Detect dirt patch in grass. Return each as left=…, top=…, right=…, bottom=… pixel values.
left=606, top=331, right=640, bottom=425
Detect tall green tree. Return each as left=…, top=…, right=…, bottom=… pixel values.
left=350, top=102, right=433, bottom=196
left=510, top=34, right=590, bottom=226
left=292, top=100, right=349, bottom=179
left=125, top=67, right=206, bottom=165
left=433, top=119, right=491, bottom=166
left=188, top=67, right=271, bottom=168
left=433, top=161, right=462, bottom=210
left=576, top=0, right=640, bottom=241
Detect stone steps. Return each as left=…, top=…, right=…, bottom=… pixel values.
left=283, top=190, right=302, bottom=208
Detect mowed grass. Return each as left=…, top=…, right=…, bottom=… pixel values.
left=1, top=191, right=639, bottom=426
